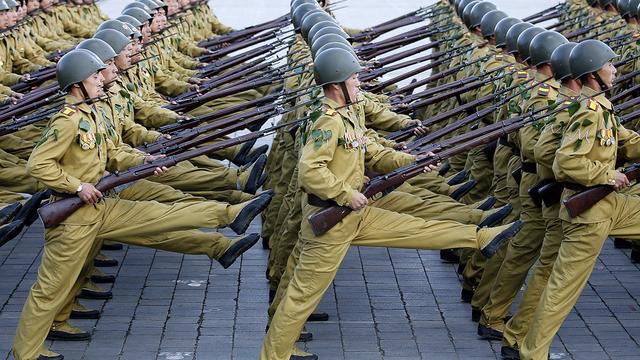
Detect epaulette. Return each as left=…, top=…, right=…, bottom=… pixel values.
left=495, top=54, right=504, bottom=61
left=516, top=71, right=528, bottom=79
left=61, top=105, right=77, bottom=116
left=563, top=100, right=573, bottom=105
left=634, top=32, right=640, bottom=39
left=325, top=108, right=337, bottom=116
left=587, top=98, right=599, bottom=111
left=537, top=84, right=550, bottom=96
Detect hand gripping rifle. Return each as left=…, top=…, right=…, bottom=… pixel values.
left=306, top=112, right=526, bottom=236
left=37, top=116, right=305, bottom=228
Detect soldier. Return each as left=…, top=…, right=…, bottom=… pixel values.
left=519, top=40, right=640, bottom=360
left=10, top=49, right=265, bottom=360
left=500, top=41, right=581, bottom=360
left=477, top=30, right=567, bottom=340
left=260, top=47, right=522, bottom=360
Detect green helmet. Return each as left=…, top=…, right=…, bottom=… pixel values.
left=57, top=49, right=107, bottom=92
left=4, top=0, right=16, bottom=8
left=77, top=38, right=117, bottom=63
left=495, top=17, right=522, bottom=47
left=456, top=0, right=475, bottom=15
left=97, top=20, right=135, bottom=38
left=506, top=22, right=533, bottom=54
left=310, top=25, right=350, bottom=45
left=291, top=0, right=316, bottom=10
left=516, top=26, right=544, bottom=63
left=311, top=33, right=351, bottom=57
left=314, top=48, right=361, bottom=86
left=0, top=1, right=8, bottom=11
left=569, top=39, right=619, bottom=79
left=529, top=31, right=568, bottom=67
left=550, top=42, right=577, bottom=80
left=123, top=2, right=152, bottom=14
left=316, top=41, right=357, bottom=59
left=116, top=15, right=143, bottom=29
left=94, top=29, right=132, bottom=54
left=631, top=0, right=640, bottom=17
left=291, top=3, right=320, bottom=29
left=468, top=2, right=497, bottom=28
left=480, top=9, right=507, bottom=38
left=618, top=0, right=632, bottom=15
left=137, top=0, right=160, bottom=11
left=462, top=1, right=480, bottom=25
left=308, top=20, right=340, bottom=42
left=301, top=10, right=334, bottom=39
left=122, top=8, right=152, bottom=24
left=124, top=22, right=143, bottom=40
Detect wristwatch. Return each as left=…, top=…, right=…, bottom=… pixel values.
left=76, top=184, right=83, bottom=193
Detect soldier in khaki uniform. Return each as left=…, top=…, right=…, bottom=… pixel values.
left=260, top=45, right=522, bottom=360
left=478, top=30, right=567, bottom=339
left=11, top=50, right=264, bottom=360
left=519, top=40, right=640, bottom=360
left=501, top=41, right=582, bottom=360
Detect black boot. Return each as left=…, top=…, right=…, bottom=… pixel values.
left=218, top=234, right=261, bottom=269
left=501, top=345, right=520, bottom=360
left=439, top=249, right=459, bottom=263
left=229, top=191, right=273, bottom=235
left=450, top=179, right=477, bottom=200
left=477, top=323, right=503, bottom=340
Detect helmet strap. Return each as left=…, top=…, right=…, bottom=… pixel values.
left=339, top=81, right=353, bottom=105
left=593, top=71, right=609, bottom=91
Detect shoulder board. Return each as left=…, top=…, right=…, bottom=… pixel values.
left=563, top=100, right=573, bottom=105
left=517, top=71, right=528, bottom=79
left=325, top=108, right=337, bottom=116
left=633, top=32, right=640, bottom=39
left=61, top=105, right=77, bottom=116
left=508, top=65, right=515, bottom=71
left=537, top=85, right=550, bottom=96
left=495, top=54, right=504, bottom=61
left=587, top=98, right=599, bottom=111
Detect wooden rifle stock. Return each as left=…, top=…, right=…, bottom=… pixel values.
left=37, top=118, right=301, bottom=228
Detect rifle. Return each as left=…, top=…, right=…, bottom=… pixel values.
left=305, top=110, right=526, bottom=236
left=144, top=95, right=318, bottom=155
left=10, top=67, right=57, bottom=93
left=201, top=29, right=294, bottom=61
left=530, top=10, right=562, bottom=25
left=357, top=25, right=457, bottom=60
left=353, top=13, right=454, bottom=44
left=522, top=3, right=566, bottom=22
left=197, top=42, right=284, bottom=79
left=405, top=75, right=552, bottom=152
left=386, top=50, right=497, bottom=96
left=371, top=34, right=465, bottom=68
left=361, top=44, right=474, bottom=87
left=564, top=17, right=618, bottom=39
left=159, top=87, right=312, bottom=133
left=37, top=117, right=305, bottom=228
left=562, top=163, right=640, bottom=218
left=198, top=14, right=289, bottom=48
left=0, top=92, right=63, bottom=125
left=355, top=3, right=440, bottom=36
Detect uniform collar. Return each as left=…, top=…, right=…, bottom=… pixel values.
left=322, top=96, right=356, bottom=125
left=64, top=94, right=93, bottom=114
left=559, top=85, right=579, bottom=99
left=581, top=85, right=611, bottom=110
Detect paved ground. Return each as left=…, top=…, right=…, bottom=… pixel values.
left=5, top=1, right=640, bottom=360
left=2, top=220, right=640, bottom=360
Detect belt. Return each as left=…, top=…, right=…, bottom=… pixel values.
left=307, top=194, right=337, bottom=208
left=521, top=162, right=537, bottom=174
left=562, top=182, right=588, bottom=192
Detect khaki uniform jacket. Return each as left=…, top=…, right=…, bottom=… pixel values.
left=298, top=97, right=414, bottom=207
left=553, top=86, right=640, bottom=223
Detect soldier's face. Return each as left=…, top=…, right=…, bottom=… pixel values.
left=27, top=0, right=38, bottom=12
left=344, top=73, right=361, bottom=102
left=597, top=61, right=616, bottom=88
left=150, top=14, right=162, bottom=32
left=0, top=12, right=8, bottom=28
left=130, top=39, right=143, bottom=62
left=81, top=72, right=105, bottom=98
left=114, top=44, right=133, bottom=70
left=141, top=23, right=152, bottom=42
left=100, top=60, right=119, bottom=88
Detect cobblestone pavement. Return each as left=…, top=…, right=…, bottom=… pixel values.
left=1, top=220, right=640, bottom=360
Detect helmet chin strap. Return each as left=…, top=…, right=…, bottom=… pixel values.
left=593, top=71, right=609, bottom=91
left=339, top=81, right=353, bottom=105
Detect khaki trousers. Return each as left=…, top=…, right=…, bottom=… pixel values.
left=261, top=199, right=481, bottom=360
left=13, top=197, right=235, bottom=360
left=521, top=192, right=640, bottom=360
